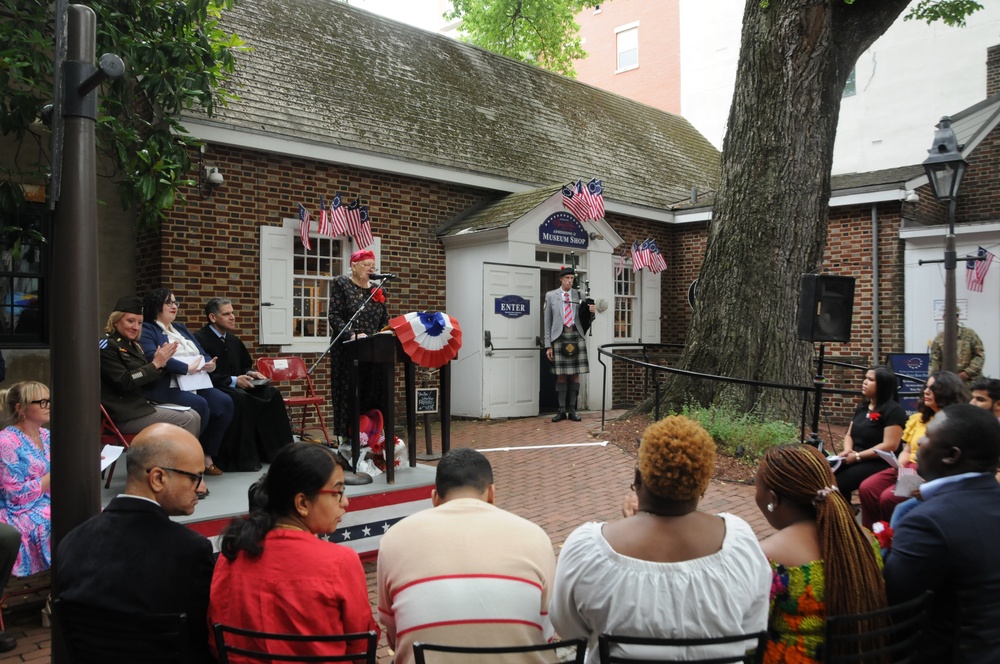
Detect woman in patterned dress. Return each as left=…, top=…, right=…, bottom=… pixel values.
left=755, top=445, right=887, bottom=663
left=327, top=249, right=388, bottom=445
left=0, top=381, right=51, bottom=576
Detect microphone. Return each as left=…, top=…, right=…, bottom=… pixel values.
left=371, top=273, right=397, bottom=280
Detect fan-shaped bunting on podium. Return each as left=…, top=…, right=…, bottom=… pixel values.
left=388, top=311, right=463, bottom=368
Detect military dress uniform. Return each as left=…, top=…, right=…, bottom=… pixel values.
left=99, top=332, right=201, bottom=436
left=930, top=325, right=985, bottom=383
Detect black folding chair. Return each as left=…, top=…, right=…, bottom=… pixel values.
left=598, top=631, right=767, bottom=664
left=213, top=623, right=378, bottom=663
left=52, top=598, right=189, bottom=664
left=822, top=591, right=932, bottom=663
left=413, top=638, right=586, bottom=663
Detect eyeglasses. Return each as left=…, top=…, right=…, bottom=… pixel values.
left=147, top=467, right=205, bottom=485
left=29, top=399, right=51, bottom=408
left=164, top=299, right=180, bottom=307
left=316, top=488, right=346, bottom=500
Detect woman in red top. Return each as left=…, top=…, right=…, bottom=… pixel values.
left=207, top=443, right=378, bottom=660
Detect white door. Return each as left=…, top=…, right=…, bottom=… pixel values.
left=483, top=263, right=540, bottom=418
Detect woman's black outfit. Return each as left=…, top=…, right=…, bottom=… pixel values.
left=834, top=400, right=908, bottom=498
left=327, top=275, right=388, bottom=438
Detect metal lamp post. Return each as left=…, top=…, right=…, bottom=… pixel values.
left=922, top=116, right=967, bottom=373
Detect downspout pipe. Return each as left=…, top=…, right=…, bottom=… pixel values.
left=871, top=204, right=880, bottom=365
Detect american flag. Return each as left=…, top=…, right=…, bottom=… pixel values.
left=630, top=239, right=647, bottom=271
left=298, top=204, right=312, bottom=251
left=562, top=181, right=591, bottom=221
left=329, top=192, right=348, bottom=237
left=966, top=246, right=996, bottom=292
left=615, top=244, right=627, bottom=278
left=646, top=239, right=667, bottom=274
left=583, top=178, right=605, bottom=220
left=345, top=198, right=374, bottom=249
left=318, top=195, right=332, bottom=237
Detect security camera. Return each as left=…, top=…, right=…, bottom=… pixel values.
left=205, top=167, right=224, bottom=186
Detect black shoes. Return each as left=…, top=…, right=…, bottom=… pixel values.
left=0, top=631, right=16, bottom=653
left=552, top=411, right=581, bottom=422
left=568, top=411, right=582, bottom=422
left=551, top=411, right=567, bottom=422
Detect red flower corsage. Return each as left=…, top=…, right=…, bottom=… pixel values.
left=872, top=521, right=893, bottom=550
left=371, top=287, right=385, bottom=304
left=867, top=411, right=881, bottom=422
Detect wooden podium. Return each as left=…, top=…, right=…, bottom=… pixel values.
left=345, top=333, right=451, bottom=483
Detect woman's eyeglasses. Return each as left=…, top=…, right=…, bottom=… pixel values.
left=316, top=488, right=346, bottom=500
left=164, top=299, right=180, bottom=307
left=29, top=399, right=51, bottom=408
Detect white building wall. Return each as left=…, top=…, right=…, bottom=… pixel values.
left=679, top=1, right=1000, bottom=174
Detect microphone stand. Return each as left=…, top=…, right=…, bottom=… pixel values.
left=308, top=275, right=393, bottom=375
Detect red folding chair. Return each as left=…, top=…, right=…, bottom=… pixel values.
left=256, top=357, right=331, bottom=445
left=100, top=405, right=136, bottom=489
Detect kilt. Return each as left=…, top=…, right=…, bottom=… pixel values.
left=551, top=327, right=589, bottom=375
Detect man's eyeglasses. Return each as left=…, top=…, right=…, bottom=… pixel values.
left=29, top=399, right=51, bottom=408
left=316, top=488, right=346, bottom=500
left=164, top=299, right=180, bottom=307
left=147, top=467, right=205, bottom=485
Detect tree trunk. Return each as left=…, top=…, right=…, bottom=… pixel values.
left=656, top=0, right=911, bottom=421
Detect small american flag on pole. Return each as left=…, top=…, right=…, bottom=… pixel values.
left=318, top=195, right=332, bottom=237
left=329, top=192, right=348, bottom=237
left=583, top=178, right=605, bottom=220
left=630, top=239, right=646, bottom=271
left=646, top=239, right=667, bottom=274
left=345, top=199, right=374, bottom=249
left=966, top=246, right=996, bottom=292
left=562, top=181, right=592, bottom=221
left=298, top=204, right=312, bottom=251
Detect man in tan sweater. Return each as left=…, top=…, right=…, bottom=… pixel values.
left=376, top=448, right=556, bottom=663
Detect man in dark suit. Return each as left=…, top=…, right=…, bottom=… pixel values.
left=194, top=298, right=293, bottom=471
left=54, top=423, right=215, bottom=662
left=883, top=403, right=1000, bottom=662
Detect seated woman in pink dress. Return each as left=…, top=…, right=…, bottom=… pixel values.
left=207, top=443, right=378, bottom=661
left=0, top=381, right=51, bottom=576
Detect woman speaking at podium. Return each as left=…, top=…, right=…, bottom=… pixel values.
left=328, top=249, right=389, bottom=454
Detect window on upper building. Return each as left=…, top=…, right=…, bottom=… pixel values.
left=616, top=23, right=639, bottom=73
left=843, top=67, right=856, bottom=97
left=259, top=221, right=380, bottom=351
left=0, top=203, right=50, bottom=346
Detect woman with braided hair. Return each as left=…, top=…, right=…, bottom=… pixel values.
left=755, top=444, right=887, bottom=663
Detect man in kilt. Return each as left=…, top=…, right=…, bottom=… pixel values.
left=544, top=266, right=596, bottom=422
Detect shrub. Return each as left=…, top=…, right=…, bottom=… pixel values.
left=680, top=403, right=798, bottom=463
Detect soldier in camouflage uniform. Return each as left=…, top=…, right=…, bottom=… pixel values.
left=930, top=324, right=985, bottom=383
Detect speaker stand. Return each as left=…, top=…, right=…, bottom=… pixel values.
left=804, top=342, right=826, bottom=453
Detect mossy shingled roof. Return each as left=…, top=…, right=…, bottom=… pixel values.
left=203, top=0, right=721, bottom=213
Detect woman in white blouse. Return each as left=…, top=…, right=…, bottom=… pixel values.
left=549, top=416, right=771, bottom=663
left=139, top=288, right=233, bottom=477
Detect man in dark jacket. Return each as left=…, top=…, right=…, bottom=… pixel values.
left=194, top=298, right=292, bottom=470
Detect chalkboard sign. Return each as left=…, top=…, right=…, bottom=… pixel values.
left=416, top=388, right=439, bottom=414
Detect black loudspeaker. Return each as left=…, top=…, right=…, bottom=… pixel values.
left=796, top=274, right=855, bottom=342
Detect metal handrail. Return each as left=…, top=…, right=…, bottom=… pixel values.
left=597, top=342, right=861, bottom=446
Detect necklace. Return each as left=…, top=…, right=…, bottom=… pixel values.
left=275, top=522, right=307, bottom=532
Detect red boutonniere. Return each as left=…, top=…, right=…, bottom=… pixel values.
left=872, top=521, right=893, bottom=550
left=371, top=287, right=385, bottom=304
left=867, top=411, right=881, bottom=422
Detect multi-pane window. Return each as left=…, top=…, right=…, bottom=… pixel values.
left=292, top=234, right=343, bottom=339
left=616, top=24, right=638, bottom=72
left=614, top=261, right=636, bottom=340
left=0, top=204, right=49, bottom=344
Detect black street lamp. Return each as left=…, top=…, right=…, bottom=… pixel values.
left=922, top=116, right=967, bottom=372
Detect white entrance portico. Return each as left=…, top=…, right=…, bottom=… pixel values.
left=441, top=188, right=623, bottom=419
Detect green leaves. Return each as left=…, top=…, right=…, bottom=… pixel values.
left=446, top=0, right=597, bottom=78
left=905, top=0, right=984, bottom=28
left=0, top=0, right=245, bottom=231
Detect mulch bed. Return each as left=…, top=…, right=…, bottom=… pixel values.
left=596, top=415, right=758, bottom=485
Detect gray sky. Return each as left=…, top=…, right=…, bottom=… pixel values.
left=348, top=0, right=451, bottom=32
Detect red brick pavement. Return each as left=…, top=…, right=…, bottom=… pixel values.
left=1, top=410, right=779, bottom=663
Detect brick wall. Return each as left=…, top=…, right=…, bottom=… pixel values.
left=955, top=125, right=1000, bottom=223
left=141, top=145, right=487, bottom=429
left=573, top=0, right=681, bottom=115
left=988, top=44, right=1000, bottom=98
